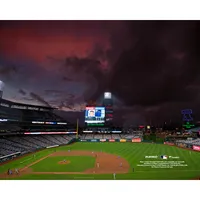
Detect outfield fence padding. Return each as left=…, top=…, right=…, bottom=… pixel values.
left=79, top=138, right=142, bottom=143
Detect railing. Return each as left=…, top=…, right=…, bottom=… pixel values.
left=0, top=151, right=21, bottom=159
left=46, top=145, right=59, bottom=149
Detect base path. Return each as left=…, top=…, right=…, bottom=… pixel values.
left=0, top=150, right=130, bottom=179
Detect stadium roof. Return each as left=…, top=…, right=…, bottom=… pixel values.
left=0, top=98, right=55, bottom=111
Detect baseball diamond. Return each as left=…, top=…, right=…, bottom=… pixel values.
left=0, top=142, right=200, bottom=180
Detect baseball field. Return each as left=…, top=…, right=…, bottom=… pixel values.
left=0, top=142, right=200, bottom=180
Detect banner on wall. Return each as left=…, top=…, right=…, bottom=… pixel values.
left=100, top=139, right=107, bottom=142
left=109, top=139, right=115, bottom=142
left=120, top=139, right=126, bottom=142
left=193, top=145, right=200, bottom=151
left=164, top=142, right=174, bottom=146
left=91, top=139, right=97, bottom=142
left=24, top=132, right=76, bottom=135
left=132, top=138, right=141, bottom=143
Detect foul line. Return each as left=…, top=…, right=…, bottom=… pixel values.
left=20, top=157, right=33, bottom=164
left=20, top=153, right=54, bottom=172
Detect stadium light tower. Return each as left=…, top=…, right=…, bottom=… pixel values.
left=104, top=92, right=112, bottom=99
left=103, top=92, right=113, bottom=126
left=0, top=80, right=4, bottom=99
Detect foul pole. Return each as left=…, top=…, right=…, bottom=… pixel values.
left=76, top=118, right=79, bottom=139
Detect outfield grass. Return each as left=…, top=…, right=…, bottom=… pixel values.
left=31, top=156, right=95, bottom=172
left=1, top=142, right=200, bottom=180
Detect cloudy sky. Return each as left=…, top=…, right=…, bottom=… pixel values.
left=0, top=21, right=199, bottom=125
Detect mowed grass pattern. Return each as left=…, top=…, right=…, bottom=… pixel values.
left=31, top=156, right=95, bottom=172
left=1, top=142, right=200, bottom=180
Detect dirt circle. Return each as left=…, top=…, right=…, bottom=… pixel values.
left=58, top=160, right=71, bottom=165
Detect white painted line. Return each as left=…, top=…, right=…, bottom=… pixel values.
left=20, top=157, right=33, bottom=164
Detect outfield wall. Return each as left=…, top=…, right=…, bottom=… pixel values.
left=78, top=139, right=200, bottom=152
left=164, top=141, right=200, bottom=152
left=193, top=145, right=200, bottom=151
left=79, top=138, right=142, bottom=143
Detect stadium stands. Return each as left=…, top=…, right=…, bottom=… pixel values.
left=104, top=134, right=112, bottom=139
left=93, top=134, right=103, bottom=139
left=85, top=134, right=94, bottom=139
left=176, top=138, right=200, bottom=146
left=0, top=134, right=76, bottom=163
left=111, top=134, right=121, bottom=139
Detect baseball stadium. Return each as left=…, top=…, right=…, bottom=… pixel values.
left=0, top=91, right=200, bottom=180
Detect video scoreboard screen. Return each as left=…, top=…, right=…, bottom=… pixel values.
left=85, top=107, right=105, bottom=124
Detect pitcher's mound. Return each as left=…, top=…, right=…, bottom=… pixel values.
left=58, top=160, right=70, bottom=165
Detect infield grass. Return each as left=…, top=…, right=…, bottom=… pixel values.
left=31, top=156, right=95, bottom=172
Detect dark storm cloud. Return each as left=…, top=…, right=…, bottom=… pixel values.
left=46, top=56, right=63, bottom=64
left=109, top=21, right=199, bottom=108
left=65, top=56, right=101, bottom=71
left=67, top=94, right=75, bottom=99
left=1, top=20, right=200, bottom=124
left=57, top=99, right=75, bottom=110
left=21, top=97, right=34, bottom=101
left=0, top=64, right=18, bottom=79
left=62, top=76, right=73, bottom=82
left=29, top=92, right=51, bottom=107
left=44, top=90, right=65, bottom=97
left=18, top=89, right=26, bottom=95
left=64, top=56, right=107, bottom=102
left=88, top=44, right=109, bottom=67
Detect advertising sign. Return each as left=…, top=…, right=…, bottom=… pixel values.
left=80, top=139, right=87, bottom=142
left=109, top=139, right=115, bottom=142
left=24, top=132, right=76, bottom=135
left=32, top=121, right=44, bottom=124
left=91, top=139, right=97, bottom=142
left=132, top=138, right=141, bottom=143
left=120, top=139, right=126, bottom=142
left=164, top=142, right=174, bottom=146
left=100, top=139, right=107, bottom=142
left=0, top=119, right=8, bottom=122
left=193, top=145, right=200, bottom=151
